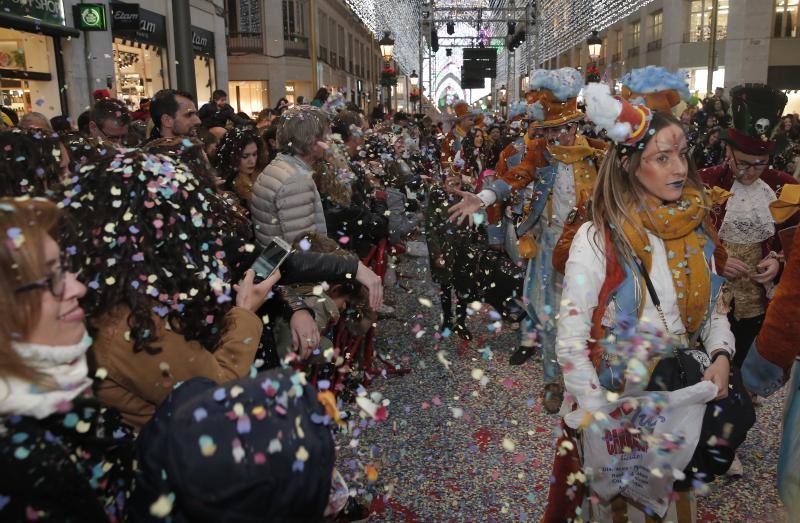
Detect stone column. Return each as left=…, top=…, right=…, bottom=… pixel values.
left=723, top=0, right=772, bottom=88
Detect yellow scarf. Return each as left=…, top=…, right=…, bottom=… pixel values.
left=622, top=187, right=711, bottom=334
left=546, top=135, right=596, bottom=165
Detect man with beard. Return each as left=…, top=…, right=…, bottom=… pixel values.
left=149, top=89, right=202, bottom=140
left=449, top=68, right=603, bottom=413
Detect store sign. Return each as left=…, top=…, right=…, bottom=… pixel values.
left=191, top=27, right=214, bottom=56
left=113, top=6, right=166, bottom=48
left=74, top=4, right=107, bottom=31
left=0, top=0, right=66, bottom=25
left=110, top=2, right=140, bottom=32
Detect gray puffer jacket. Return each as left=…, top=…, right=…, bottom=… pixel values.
left=250, top=153, right=328, bottom=245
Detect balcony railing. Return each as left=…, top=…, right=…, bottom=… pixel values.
left=284, top=33, right=309, bottom=58
left=684, top=27, right=727, bottom=43
left=627, top=46, right=639, bottom=58
left=647, top=39, right=662, bottom=51
left=227, top=32, right=263, bottom=54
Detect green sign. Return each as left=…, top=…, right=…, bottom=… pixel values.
left=0, top=0, right=66, bottom=25
left=75, top=3, right=107, bottom=31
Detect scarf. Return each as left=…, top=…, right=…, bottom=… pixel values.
left=546, top=135, right=596, bottom=165
left=622, top=187, right=711, bottom=334
left=0, top=333, right=93, bottom=419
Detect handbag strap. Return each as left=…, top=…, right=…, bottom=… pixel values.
left=633, top=258, right=671, bottom=336
left=634, top=258, right=689, bottom=385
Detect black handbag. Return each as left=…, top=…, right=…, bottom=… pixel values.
left=635, top=259, right=756, bottom=486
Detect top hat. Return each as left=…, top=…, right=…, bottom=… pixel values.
left=453, top=101, right=476, bottom=121
left=527, top=68, right=584, bottom=128
left=620, top=66, right=690, bottom=114
left=724, top=83, right=788, bottom=155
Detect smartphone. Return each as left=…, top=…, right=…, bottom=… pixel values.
left=251, top=237, right=292, bottom=281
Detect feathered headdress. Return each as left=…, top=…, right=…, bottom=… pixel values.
left=584, top=82, right=653, bottom=155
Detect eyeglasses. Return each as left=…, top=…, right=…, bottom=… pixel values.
left=14, top=260, right=70, bottom=299
left=730, top=154, right=768, bottom=173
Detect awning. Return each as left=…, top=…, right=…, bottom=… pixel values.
left=0, top=13, right=81, bottom=38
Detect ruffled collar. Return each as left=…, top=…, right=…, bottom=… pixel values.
left=0, top=333, right=94, bottom=419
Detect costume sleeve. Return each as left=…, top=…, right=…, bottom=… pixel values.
left=700, top=257, right=736, bottom=358
left=743, top=225, right=800, bottom=396
left=557, top=222, right=609, bottom=412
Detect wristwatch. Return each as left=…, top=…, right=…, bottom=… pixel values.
left=710, top=349, right=731, bottom=365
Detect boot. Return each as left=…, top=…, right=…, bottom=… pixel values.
left=454, top=301, right=472, bottom=341
left=509, top=344, right=536, bottom=366
left=542, top=383, right=564, bottom=414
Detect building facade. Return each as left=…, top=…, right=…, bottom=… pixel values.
left=0, top=0, right=228, bottom=122
left=514, top=0, right=800, bottom=113
left=226, top=0, right=391, bottom=116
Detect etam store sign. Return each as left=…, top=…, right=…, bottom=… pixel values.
left=1, top=0, right=66, bottom=25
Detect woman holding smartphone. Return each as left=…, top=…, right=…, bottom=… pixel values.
left=64, top=150, right=281, bottom=430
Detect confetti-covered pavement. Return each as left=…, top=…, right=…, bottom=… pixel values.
left=336, top=249, right=788, bottom=522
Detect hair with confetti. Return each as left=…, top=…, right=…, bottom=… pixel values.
left=277, top=106, right=330, bottom=157
left=213, top=127, right=268, bottom=191
left=0, top=128, right=66, bottom=199
left=0, top=197, right=63, bottom=386
left=61, top=149, right=239, bottom=354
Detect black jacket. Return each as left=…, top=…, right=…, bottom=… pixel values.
left=0, top=396, right=134, bottom=522
left=198, top=103, right=249, bottom=129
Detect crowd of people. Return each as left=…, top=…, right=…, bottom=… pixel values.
left=0, top=64, right=799, bottom=521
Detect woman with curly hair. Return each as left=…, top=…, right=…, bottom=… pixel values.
left=0, top=128, right=69, bottom=198
left=62, top=149, right=280, bottom=430
left=214, top=126, right=268, bottom=203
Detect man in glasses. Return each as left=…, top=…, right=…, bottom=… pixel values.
left=89, top=98, right=131, bottom=145
left=699, top=85, right=798, bottom=451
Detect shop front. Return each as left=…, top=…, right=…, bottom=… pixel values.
left=192, top=26, right=217, bottom=104
left=0, top=0, right=80, bottom=119
left=111, top=5, right=168, bottom=111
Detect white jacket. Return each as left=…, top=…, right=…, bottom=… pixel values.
left=250, top=153, right=328, bottom=245
left=557, top=222, right=736, bottom=412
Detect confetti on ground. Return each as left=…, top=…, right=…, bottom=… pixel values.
left=335, top=249, right=787, bottom=521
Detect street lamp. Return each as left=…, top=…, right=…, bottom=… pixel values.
left=379, top=31, right=395, bottom=63
left=409, top=70, right=419, bottom=112
left=379, top=31, right=395, bottom=112
left=499, top=84, right=507, bottom=117
left=587, top=30, right=603, bottom=83
left=587, top=30, right=603, bottom=62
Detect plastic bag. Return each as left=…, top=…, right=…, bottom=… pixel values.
left=571, top=381, right=717, bottom=518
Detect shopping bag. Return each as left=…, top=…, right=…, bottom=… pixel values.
left=572, top=381, right=717, bottom=518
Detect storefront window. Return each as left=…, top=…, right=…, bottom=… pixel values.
left=113, top=39, right=167, bottom=111
left=688, top=0, right=729, bottom=42
left=195, top=55, right=217, bottom=104
left=0, top=28, right=60, bottom=119
left=775, top=0, right=800, bottom=38
left=229, top=80, right=269, bottom=116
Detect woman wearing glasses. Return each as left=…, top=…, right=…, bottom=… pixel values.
left=699, top=84, right=799, bottom=374
left=0, top=198, right=135, bottom=521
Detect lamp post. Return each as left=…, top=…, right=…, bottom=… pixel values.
left=379, top=32, right=395, bottom=112
left=586, top=30, right=603, bottom=83
left=499, top=84, right=507, bottom=118
left=409, top=69, right=419, bottom=113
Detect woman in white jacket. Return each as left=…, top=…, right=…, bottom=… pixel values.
left=554, top=85, right=736, bottom=522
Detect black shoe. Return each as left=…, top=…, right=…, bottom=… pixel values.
left=509, top=345, right=535, bottom=366
left=439, top=318, right=455, bottom=335
left=454, top=322, right=472, bottom=341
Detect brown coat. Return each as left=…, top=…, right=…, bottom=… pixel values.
left=91, top=306, right=263, bottom=430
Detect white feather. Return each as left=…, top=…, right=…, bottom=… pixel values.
left=583, top=83, right=622, bottom=133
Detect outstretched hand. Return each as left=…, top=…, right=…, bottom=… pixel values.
left=447, top=190, right=483, bottom=225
